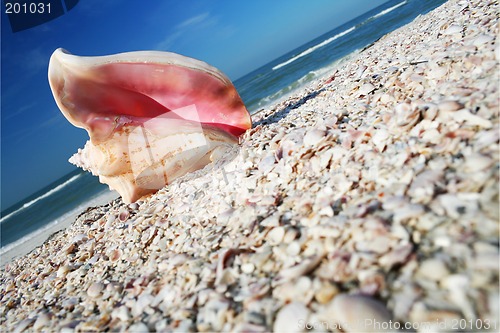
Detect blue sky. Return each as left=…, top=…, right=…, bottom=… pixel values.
left=1, top=0, right=388, bottom=210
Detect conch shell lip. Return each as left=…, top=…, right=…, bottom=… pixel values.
left=49, top=47, right=231, bottom=84
left=48, top=48, right=251, bottom=141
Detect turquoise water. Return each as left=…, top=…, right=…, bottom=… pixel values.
left=0, top=0, right=447, bottom=251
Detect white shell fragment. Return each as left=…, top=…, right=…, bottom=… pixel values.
left=318, top=294, right=395, bottom=332
left=274, top=302, right=310, bottom=333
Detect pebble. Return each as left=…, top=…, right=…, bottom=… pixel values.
left=314, top=282, right=339, bottom=304
left=33, top=313, right=51, bottom=330
left=274, top=302, right=310, bottom=333
left=87, top=282, right=104, bottom=298
left=463, top=153, right=492, bottom=172
left=358, top=83, right=376, bottom=96
left=303, top=129, right=326, bottom=146
left=320, top=294, right=394, bottom=332
left=241, top=263, right=255, bottom=274
left=112, top=306, right=131, bottom=321
left=128, top=322, right=150, bottom=333
left=437, top=100, right=464, bottom=112
left=258, top=155, right=276, bottom=173
left=472, top=33, right=494, bottom=46
left=267, top=227, right=285, bottom=245
left=417, top=258, right=450, bottom=281
left=13, top=319, right=34, bottom=333
left=443, top=24, right=462, bottom=35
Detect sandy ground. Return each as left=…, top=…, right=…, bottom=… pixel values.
left=1, top=0, right=498, bottom=331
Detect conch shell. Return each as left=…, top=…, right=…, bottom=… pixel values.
left=48, top=49, right=251, bottom=203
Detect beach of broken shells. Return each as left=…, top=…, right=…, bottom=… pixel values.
left=1, top=0, right=498, bottom=331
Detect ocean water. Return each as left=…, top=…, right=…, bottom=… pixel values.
left=0, top=170, right=110, bottom=254
left=0, top=0, right=447, bottom=255
left=236, top=0, right=447, bottom=113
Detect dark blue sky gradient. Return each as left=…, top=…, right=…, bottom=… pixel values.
left=1, top=0, right=387, bottom=209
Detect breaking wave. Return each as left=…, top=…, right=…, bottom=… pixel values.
left=271, top=1, right=408, bottom=72
left=0, top=173, right=83, bottom=224
left=272, top=26, right=356, bottom=71
left=371, top=1, right=408, bottom=20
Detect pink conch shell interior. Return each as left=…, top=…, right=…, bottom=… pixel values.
left=48, top=49, right=251, bottom=203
